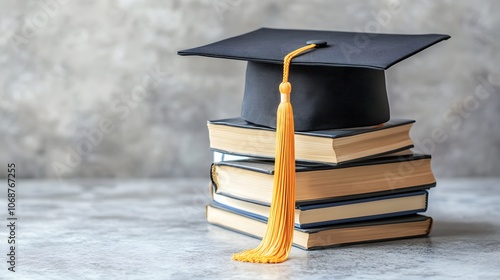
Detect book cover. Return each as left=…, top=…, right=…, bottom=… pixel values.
left=208, top=117, right=415, bottom=164
left=212, top=190, right=429, bottom=228
left=206, top=204, right=433, bottom=250
left=211, top=154, right=436, bottom=205
left=208, top=117, right=415, bottom=139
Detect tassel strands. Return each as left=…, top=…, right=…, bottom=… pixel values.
left=232, top=43, right=318, bottom=263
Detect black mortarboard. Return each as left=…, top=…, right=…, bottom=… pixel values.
left=178, top=28, right=449, bottom=131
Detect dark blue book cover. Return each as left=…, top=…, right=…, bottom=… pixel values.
left=212, top=190, right=428, bottom=229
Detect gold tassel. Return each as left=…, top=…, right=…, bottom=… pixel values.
left=232, top=43, right=318, bottom=263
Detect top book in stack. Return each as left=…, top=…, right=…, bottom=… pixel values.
left=208, top=117, right=414, bottom=164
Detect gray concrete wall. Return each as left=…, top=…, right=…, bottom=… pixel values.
left=1, top=0, right=499, bottom=178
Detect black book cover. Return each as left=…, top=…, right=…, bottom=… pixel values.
left=208, top=117, right=415, bottom=139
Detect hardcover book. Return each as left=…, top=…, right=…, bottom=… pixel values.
left=208, top=117, right=415, bottom=164
left=206, top=204, right=433, bottom=250
left=211, top=154, right=436, bottom=204
left=212, top=190, right=428, bottom=229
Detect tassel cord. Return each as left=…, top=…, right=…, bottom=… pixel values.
left=232, top=43, right=317, bottom=264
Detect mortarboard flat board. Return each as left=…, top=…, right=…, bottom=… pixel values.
left=178, top=28, right=450, bottom=131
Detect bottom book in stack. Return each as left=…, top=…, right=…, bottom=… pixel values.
left=207, top=203, right=432, bottom=250
left=206, top=153, right=436, bottom=250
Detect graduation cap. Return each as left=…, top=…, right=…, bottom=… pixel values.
left=178, top=28, right=450, bottom=131
left=178, top=28, right=449, bottom=263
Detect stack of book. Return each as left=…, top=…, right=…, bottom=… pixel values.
left=206, top=117, right=436, bottom=250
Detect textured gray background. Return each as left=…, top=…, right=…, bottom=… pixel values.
left=0, top=0, right=499, bottom=179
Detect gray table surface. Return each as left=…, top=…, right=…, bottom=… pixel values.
left=1, top=178, right=499, bottom=280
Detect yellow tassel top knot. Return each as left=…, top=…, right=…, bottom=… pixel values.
left=279, top=82, right=292, bottom=94
left=279, top=82, right=292, bottom=102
